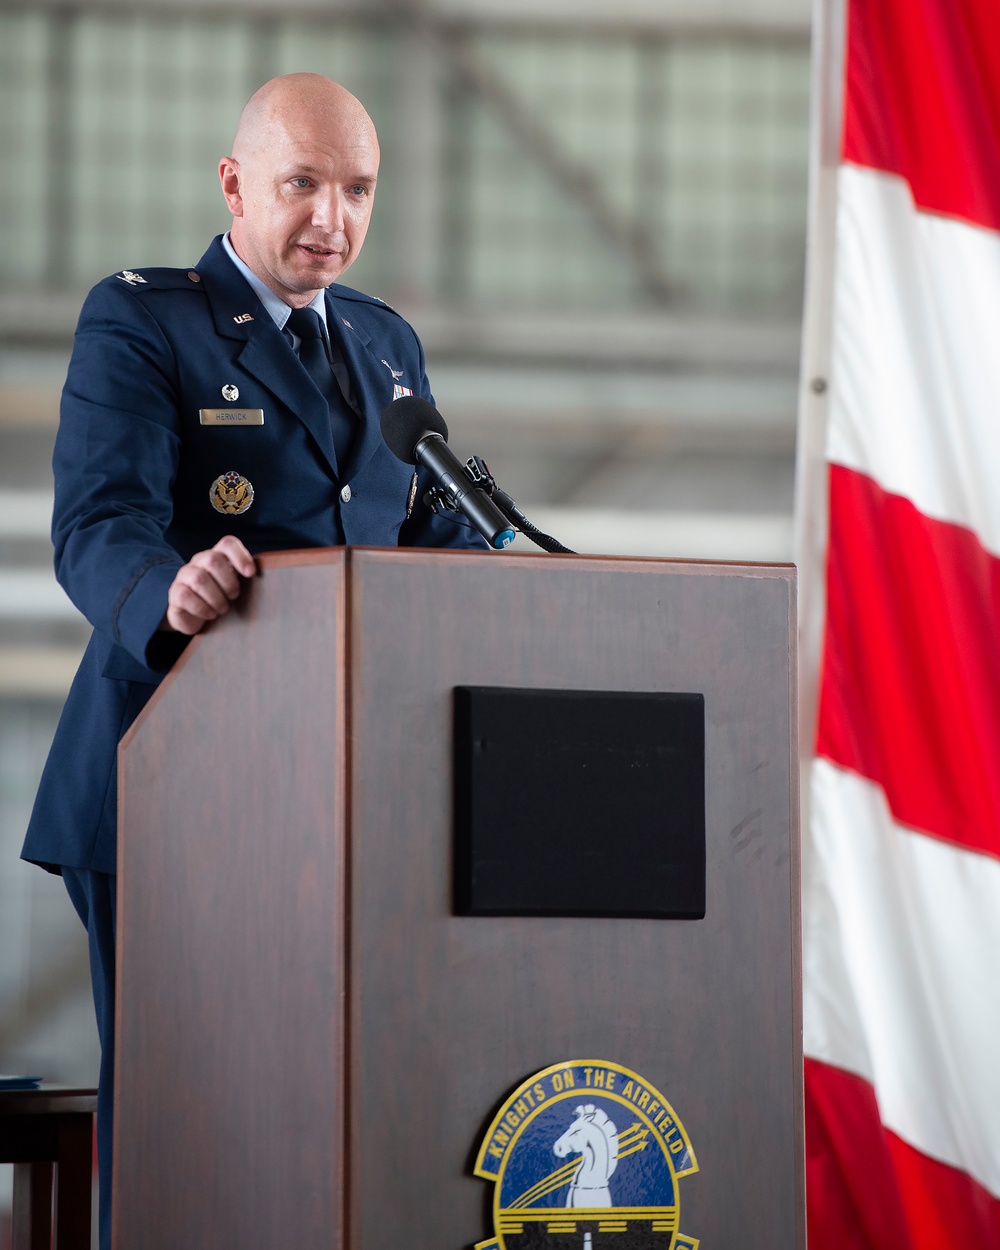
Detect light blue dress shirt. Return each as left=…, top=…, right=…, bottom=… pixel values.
left=222, top=231, right=329, bottom=349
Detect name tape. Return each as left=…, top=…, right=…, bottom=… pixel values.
left=199, top=409, right=264, bottom=426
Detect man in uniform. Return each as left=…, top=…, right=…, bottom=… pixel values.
left=22, top=72, right=485, bottom=1249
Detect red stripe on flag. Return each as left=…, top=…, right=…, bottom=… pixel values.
left=805, top=1059, right=1000, bottom=1249
left=817, top=464, right=1000, bottom=859
left=843, top=0, right=1000, bottom=233
left=805, top=1059, right=912, bottom=1250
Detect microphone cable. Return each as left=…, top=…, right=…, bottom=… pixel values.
left=464, top=457, right=576, bottom=555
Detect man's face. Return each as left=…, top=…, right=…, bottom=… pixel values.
left=221, top=114, right=379, bottom=306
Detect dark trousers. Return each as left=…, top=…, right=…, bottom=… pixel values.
left=63, top=867, right=116, bottom=1250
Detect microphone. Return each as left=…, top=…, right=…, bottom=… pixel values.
left=380, top=397, right=516, bottom=549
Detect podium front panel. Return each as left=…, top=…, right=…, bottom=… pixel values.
left=347, top=550, right=800, bottom=1250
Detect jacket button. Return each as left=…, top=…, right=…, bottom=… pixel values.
left=187, top=270, right=201, bottom=283
left=340, top=484, right=352, bottom=503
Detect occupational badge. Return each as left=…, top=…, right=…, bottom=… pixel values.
left=209, top=470, right=254, bottom=515
left=381, top=358, right=404, bottom=381
left=475, top=1060, right=699, bottom=1250
left=221, top=384, right=240, bottom=401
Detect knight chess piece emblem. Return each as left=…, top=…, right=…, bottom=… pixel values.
left=221, top=384, right=240, bottom=401
left=474, top=1061, right=699, bottom=1250
left=209, top=470, right=254, bottom=515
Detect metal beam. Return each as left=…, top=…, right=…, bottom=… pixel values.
left=376, top=0, right=682, bottom=304
left=0, top=297, right=801, bottom=370
left=793, top=0, right=846, bottom=764
left=0, top=0, right=810, bottom=35
left=509, top=505, right=794, bottom=560
left=0, top=646, right=86, bottom=695
left=436, top=28, right=677, bottom=304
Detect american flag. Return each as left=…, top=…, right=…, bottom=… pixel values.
left=796, top=0, right=1000, bottom=1243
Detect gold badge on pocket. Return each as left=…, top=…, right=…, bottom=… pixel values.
left=210, top=471, right=254, bottom=515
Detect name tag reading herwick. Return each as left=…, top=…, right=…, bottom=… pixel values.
left=199, top=409, right=264, bottom=426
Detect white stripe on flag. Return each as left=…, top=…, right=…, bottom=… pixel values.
left=805, top=757, right=1000, bottom=1198
left=828, top=164, right=1000, bottom=553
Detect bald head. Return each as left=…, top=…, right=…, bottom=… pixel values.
left=233, top=74, right=378, bottom=164
left=220, top=74, right=380, bottom=305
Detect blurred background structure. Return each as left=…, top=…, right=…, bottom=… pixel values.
left=0, top=0, right=809, bottom=1241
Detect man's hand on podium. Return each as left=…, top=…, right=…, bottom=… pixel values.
left=161, top=535, right=257, bottom=635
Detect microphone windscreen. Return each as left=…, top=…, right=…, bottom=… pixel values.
left=380, top=396, right=449, bottom=464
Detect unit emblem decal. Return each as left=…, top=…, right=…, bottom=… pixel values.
left=209, top=470, right=254, bottom=515
left=475, top=1060, right=698, bottom=1250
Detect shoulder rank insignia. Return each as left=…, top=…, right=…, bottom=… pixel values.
left=210, top=470, right=254, bottom=515
left=117, top=270, right=147, bottom=286
left=474, top=1060, right=699, bottom=1250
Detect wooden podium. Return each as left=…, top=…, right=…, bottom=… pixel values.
left=116, top=547, right=802, bottom=1249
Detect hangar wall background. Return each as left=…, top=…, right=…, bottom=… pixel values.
left=0, top=1, right=810, bottom=1240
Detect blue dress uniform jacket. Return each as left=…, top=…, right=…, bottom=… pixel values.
left=22, top=235, right=485, bottom=875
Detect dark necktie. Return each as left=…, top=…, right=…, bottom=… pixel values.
left=286, top=306, right=355, bottom=472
